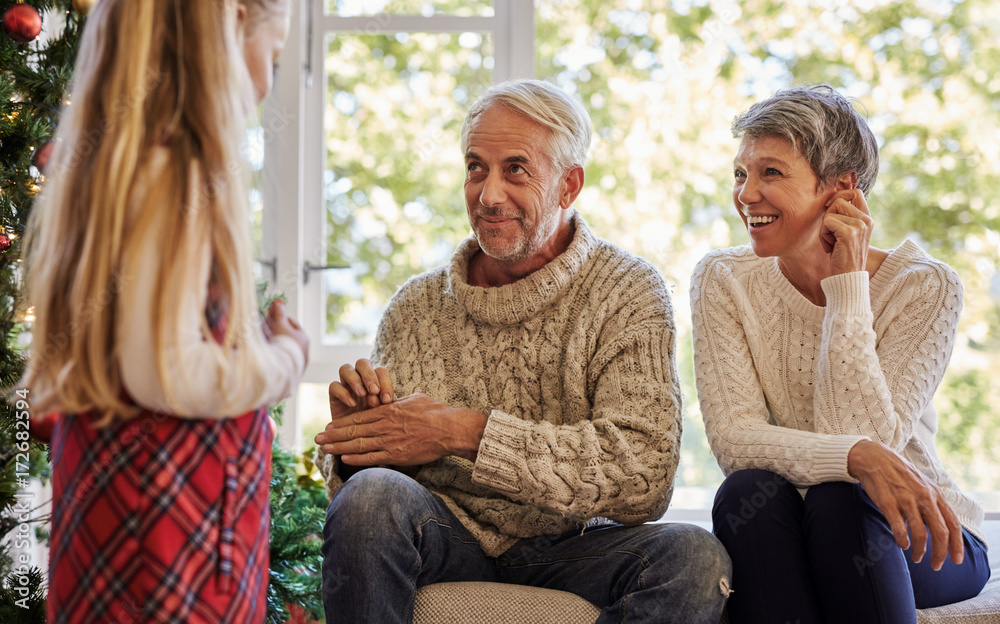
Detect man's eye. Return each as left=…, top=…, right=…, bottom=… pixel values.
left=509, top=164, right=525, bottom=174
left=765, top=168, right=781, bottom=176
left=734, top=169, right=746, bottom=179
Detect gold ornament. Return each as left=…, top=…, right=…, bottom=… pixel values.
left=72, top=0, right=100, bottom=16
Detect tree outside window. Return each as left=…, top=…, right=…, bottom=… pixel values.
left=304, top=0, right=1000, bottom=505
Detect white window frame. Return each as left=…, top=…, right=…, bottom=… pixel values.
left=260, top=0, right=535, bottom=446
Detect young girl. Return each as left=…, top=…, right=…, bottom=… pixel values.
left=20, top=1, right=305, bottom=622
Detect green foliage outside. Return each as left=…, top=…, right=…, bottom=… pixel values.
left=327, top=0, right=494, bottom=17
left=322, top=31, right=493, bottom=340
left=320, top=0, right=1000, bottom=498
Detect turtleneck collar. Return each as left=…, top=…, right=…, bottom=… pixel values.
left=447, top=212, right=598, bottom=325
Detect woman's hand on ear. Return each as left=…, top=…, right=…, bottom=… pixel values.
left=821, top=188, right=873, bottom=275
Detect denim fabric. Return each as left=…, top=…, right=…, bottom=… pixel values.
left=712, top=469, right=991, bottom=624
left=322, top=468, right=732, bottom=624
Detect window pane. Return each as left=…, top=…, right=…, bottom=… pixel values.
left=247, top=123, right=267, bottom=283
left=536, top=0, right=1000, bottom=502
left=298, top=382, right=332, bottom=450
left=327, top=0, right=494, bottom=17
left=322, top=32, right=493, bottom=344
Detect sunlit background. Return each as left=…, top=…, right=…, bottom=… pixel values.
left=277, top=0, right=999, bottom=509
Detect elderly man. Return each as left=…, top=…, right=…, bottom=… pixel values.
left=315, top=79, right=731, bottom=624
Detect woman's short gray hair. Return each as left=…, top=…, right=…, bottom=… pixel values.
left=461, top=79, right=592, bottom=171
left=731, top=84, right=879, bottom=195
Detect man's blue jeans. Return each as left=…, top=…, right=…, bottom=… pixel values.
left=322, top=468, right=732, bottom=624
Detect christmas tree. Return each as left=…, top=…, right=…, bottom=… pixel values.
left=1, top=3, right=326, bottom=622
left=1, top=2, right=84, bottom=621
left=266, top=428, right=326, bottom=624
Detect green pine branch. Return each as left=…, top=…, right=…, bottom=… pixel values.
left=0, top=568, right=47, bottom=622
left=267, top=437, right=326, bottom=624
left=1, top=3, right=84, bottom=622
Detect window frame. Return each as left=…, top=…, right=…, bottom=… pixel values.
left=260, top=0, right=535, bottom=446
left=258, top=2, right=1000, bottom=521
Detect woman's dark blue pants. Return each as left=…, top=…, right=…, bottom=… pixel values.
left=712, top=469, right=990, bottom=624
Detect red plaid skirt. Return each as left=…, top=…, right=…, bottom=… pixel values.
left=46, top=406, right=273, bottom=624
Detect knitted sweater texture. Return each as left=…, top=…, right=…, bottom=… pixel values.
left=318, top=214, right=682, bottom=556
left=691, top=241, right=985, bottom=546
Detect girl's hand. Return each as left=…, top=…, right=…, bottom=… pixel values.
left=821, top=189, right=874, bottom=275
left=265, top=299, right=309, bottom=366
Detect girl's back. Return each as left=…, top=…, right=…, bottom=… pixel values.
left=20, top=1, right=304, bottom=621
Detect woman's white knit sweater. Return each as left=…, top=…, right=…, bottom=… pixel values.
left=690, top=241, right=985, bottom=546
left=318, top=214, right=682, bottom=556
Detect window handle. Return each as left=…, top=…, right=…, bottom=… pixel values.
left=302, top=261, right=349, bottom=284
left=254, top=257, right=277, bottom=283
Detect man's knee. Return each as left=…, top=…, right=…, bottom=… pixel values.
left=643, top=524, right=733, bottom=601
left=691, top=525, right=732, bottom=588
left=661, top=523, right=731, bottom=574
left=325, top=467, right=430, bottom=537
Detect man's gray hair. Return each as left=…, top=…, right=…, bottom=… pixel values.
left=461, top=79, right=592, bottom=171
left=731, top=84, right=880, bottom=195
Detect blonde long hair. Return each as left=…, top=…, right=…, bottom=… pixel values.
left=21, top=0, right=284, bottom=422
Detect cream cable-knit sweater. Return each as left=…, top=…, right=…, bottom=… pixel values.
left=318, top=213, right=682, bottom=556
left=691, top=241, right=986, bottom=546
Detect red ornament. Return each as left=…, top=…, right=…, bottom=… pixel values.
left=2, top=3, right=43, bottom=44
left=0, top=232, right=10, bottom=254
left=283, top=604, right=321, bottom=624
left=31, top=141, right=54, bottom=174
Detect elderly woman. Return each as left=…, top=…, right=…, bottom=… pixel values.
left=690, top=84, right=991, bottom=623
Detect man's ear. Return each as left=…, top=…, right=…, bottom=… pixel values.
left=559, top=165, right=585, bottom=209
left=835, top=171, right=858, bottom=191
